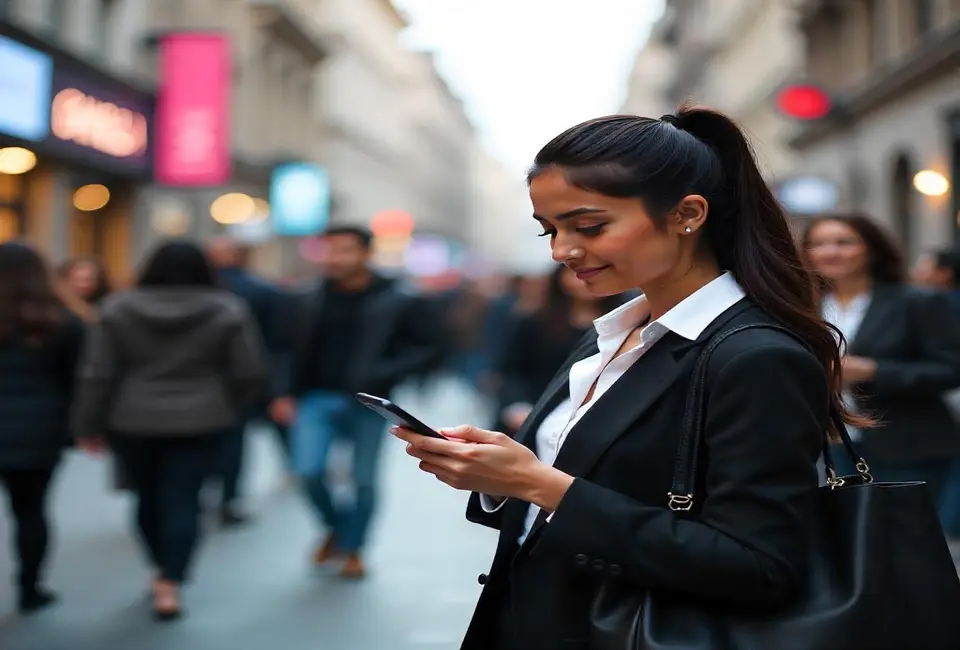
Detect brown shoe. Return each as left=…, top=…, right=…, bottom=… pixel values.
left=339, top=554, right=366, bottom=579
left=313, top=534, right=341, bottom=565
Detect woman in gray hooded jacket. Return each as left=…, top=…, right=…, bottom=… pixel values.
left=72, top=240, right=267, bottom=620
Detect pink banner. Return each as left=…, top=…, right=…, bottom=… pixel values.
left=155, top=33, right=231, bottom=186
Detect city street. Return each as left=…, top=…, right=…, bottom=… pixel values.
left=0, top=380, right=497, bottom=650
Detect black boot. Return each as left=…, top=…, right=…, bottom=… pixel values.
left=18, top=585, right=58, bottom=614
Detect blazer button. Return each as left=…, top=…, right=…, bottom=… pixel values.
left=477, top=573, right=488, bottom=585
left=574, top=553, right=589, bottom=567
left=592, top=559, right=606, bottom=572
left=609, top=564, right=623, bottom=576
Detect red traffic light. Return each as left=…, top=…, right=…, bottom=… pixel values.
left=776, top=85, right=832, bottom=120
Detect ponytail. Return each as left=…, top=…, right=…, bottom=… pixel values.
left=671, top=105, right=864, bottom=436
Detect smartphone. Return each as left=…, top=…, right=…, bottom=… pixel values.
left=355, top=393, right=444, bottom=439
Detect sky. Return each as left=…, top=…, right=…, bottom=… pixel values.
left=394, top=0, right=665, bottom=176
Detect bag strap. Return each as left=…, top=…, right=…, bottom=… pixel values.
left=666, top=322, right=872, bottom=513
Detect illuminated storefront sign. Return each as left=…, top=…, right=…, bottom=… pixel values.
left=46, top=66, right=153, bottom=175
left=155, top=33, right=231, bottom=187
left=271, top=163, right=330, bottom=236
left=0, top=35, right=52, bottom=142
left=51, top=88, right=148, bottom=158
left=0, top=27, right=154, bottom=177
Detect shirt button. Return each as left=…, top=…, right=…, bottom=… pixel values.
left=592, top=559, right=606, bottom=572
left=574, top=553, right=589, bottom=567
left=477, top=573, right=488, bottom=585
left=609, top=564, right=623, bottom=576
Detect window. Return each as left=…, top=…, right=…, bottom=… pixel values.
left=48, top=0, right=68, bottom=36
left=892, top=154, right=914, bottom=256
left=0, top=173, right=23, bottom=242
left=916, top=0, right=934, bottom=35
left=865, top=0, right=885, bottom=67
left=92, top=0, right=117, bottom=57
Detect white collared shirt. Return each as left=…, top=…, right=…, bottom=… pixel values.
left=481, top=271, right=747, bottom=545
left=820, top=291, right=872, bottom=441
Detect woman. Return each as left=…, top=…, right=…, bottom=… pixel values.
left=496, top=264, right=623, bottom=434
left=72, top=240, right=267, bottom=620
left=392, top=108, right=849, bottom=649
left=59, top=255, right=111, bottom=307
left=802, top=215, right=960, bottom=500
left=0, top=242, right=83, bottom=614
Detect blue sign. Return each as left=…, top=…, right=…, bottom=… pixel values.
left=0, top=35, right=53, bottom=141
left=775, top=176, right=839, bottom=215
left=270, top=163, right=330, bottom=236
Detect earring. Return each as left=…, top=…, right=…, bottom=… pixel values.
left=684, top=226, right=693, bottom=233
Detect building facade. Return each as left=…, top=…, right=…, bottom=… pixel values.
left=1, top=0, right=155, bottom=281
left=619, top=8, right=677, bottom=119
left=143, top=0, right=330, bottom=278
left=791, top=0, right=960, bottom=261
left=313, top=0, right=477, bottom=270
left=0, top=0, right=329, bottom=281
left=627, top=0, right=805, bottom=183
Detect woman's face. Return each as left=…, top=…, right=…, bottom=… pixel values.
left=67, top=262, right=100, bottom=300
left=805, top=220, right=869, bottom=283
left=529, top=168, right=685, bottom=297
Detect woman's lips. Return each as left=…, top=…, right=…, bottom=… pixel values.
left=575, top=266, right=607, bottom=280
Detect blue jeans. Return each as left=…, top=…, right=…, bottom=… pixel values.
left=111, top=433, right=225, bottom=583
left=291, top=391, right=387, bottom=553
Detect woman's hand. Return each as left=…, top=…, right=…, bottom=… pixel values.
left=841, top=355, right=878, bottom=385
left=391, top=425, right=575, bottom=510
left=77, top=436, right=106, bottom=457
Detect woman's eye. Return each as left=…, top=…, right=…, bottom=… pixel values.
left=537, top=229, right=556, bottom=238
left=577, top=224, right=605, bottom=236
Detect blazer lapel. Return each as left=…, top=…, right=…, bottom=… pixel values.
left=513, top=331, right=599, bottom=451
left=847, top=284, right=897, bottom=355
left=550, top=298, right=755, bottom=485
left=517, top=300, right=756, bottom=549
left=549, top=331, right=690, bottom=480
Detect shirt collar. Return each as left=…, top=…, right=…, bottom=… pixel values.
left=593, top=271, right=746, bottom=341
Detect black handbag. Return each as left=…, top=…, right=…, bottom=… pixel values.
left=589, top=323, right=960, bottom=650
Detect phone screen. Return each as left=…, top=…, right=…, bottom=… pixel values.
left=354, top=393, right=444, bottom=439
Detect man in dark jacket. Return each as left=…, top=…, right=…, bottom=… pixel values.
left=208, top=237, right=287, bottom=525
left=271, top=226, right=439, bottom=578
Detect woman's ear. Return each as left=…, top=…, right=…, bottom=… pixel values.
left=670, top=194, right=709, bottom=235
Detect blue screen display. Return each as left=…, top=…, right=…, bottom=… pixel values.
left=0, top=35, right=53, bottom=142
left=271, top=163, right=331, bottom=237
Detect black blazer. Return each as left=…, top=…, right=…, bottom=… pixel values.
left=843, top=284, right=960, bottom=463
left=279, top=278, right=440, bottom=398
left=459, top=300, right=828, bottom=650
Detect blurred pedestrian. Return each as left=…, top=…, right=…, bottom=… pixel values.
left=0, top=242, right=83, bottom=614
left=803, top=214, right=960, bottom=500
left=271, top=226, right=439, bottom=579
left=207, top=236, right=290, bottom=524
left=57, top=255, right=111, bottom=322
left=71, top=240, right=268, bottom=620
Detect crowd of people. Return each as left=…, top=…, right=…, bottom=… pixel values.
left=2, top=110, right=960, bottom=648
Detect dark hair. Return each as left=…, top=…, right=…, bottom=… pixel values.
left=0, top=242, right=64, bottom=341
left=800, top=213, right=906, bottom=285
left=528, top=105, right=859, bottom=436
left=325, top=226, right=373, bottom=249
left=58, top=255, right=112, bottom=304
left=138, top=240, right=217, bottom=288
left=934, top=248, right=960, bottom=283
left=540, top=264, right=622, bottom=340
